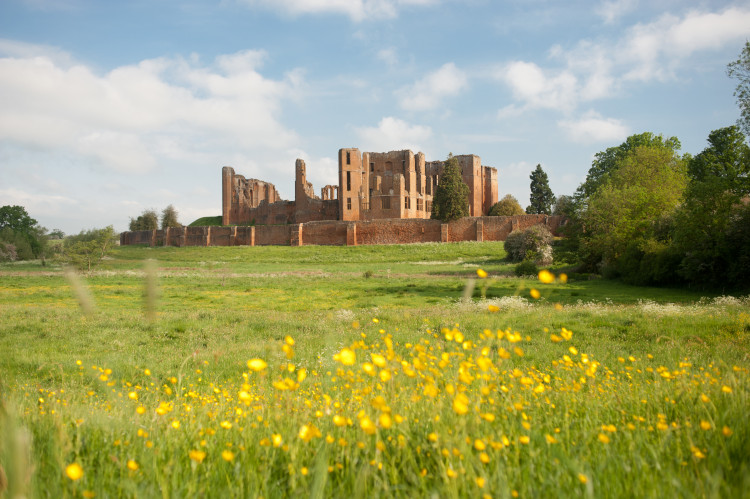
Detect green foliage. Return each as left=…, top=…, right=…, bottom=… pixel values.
left=504, top=225, right=553, bottom=265
left=727, top=41, right=750, bottom=136
left=514, top=259, right=538, bottom=276
left=161, top=205, right=181, bottom=229
left=431, top=154, right=470, bottom=222
left=0, top=205, right=48, bottom=259
left=674, top=126, right=750, bottom=288
left=62, top=226, right=118, bottom=271
left=575, top=132, right=682, bottom=202
left=489, top=194, right=525, bottom=216
left=580, top=144, right=687, bottom=274
left=189, top=216, right=223, bottom=227
left=552, top=195, right=574, bottom=217
left=526, top=164, right=555, bottom=214
left=129, top=210, right=158, bottom=231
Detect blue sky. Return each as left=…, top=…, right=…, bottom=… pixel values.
left=0, top=0, right=748, bottom=234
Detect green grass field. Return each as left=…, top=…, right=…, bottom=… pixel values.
left=1, top=242, right=748, bottom=498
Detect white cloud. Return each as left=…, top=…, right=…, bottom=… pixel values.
left=398, top=62, right=467, bottom=111
left=0, top=44, right=301, bottom=174
left=498, top=61, right=578, bottom=112
left=596, top=0, right=638, bottom=24
left=240, top=0, right=438, bottom=22
left=558, top=111, right=630, bottom=143
left=355, top=116, right=432, bottom=152
left=377, top=47, right=398, bottom=66
left=498, top=6, right=750, bottom=115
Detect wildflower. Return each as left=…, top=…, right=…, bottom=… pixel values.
left=379, top=369, right=392, bottom=382
left=272, top=434, right=283, bottom=447
left=127, top=460, right=138, bottom=471
left=220, top=421, right=232, bottom=430
left=65, top=463, right=83, bottom=481
left=299, top=424, right=322, bottom=442
left=379, top=413, right=393, bottom=429
left=476, top=477, right=486, bottom=488
left=578, top=473, right=588, bottom=484
left=221, top=450, right=235, bottom=462
left=519, top=435, right=530, bottom=445
left=128, top=391, right=138, bottom=400
left=722, top=426, right=733, bottom=437
left=538, top=270, right=554, bottom=284
left=428, top=432, right=438, bottom=442
left=479, top=452, right=490, bottom=464
left=335, top=348, right=356, bottom=366
left=598, top=433, right=610, bottom=444
left=474, top=439, right=486, bottom=451
left=477, top=269, right=488, bottom=278
left=700, top=421, right=712, bottom=431
left=136, top=406, right=146, bottom=415
left=530, top=289, right=541, bottom=299
left=488, top=304, right=499, bottom=312
left=453, top=393, right=470, bottom=415
left=171, top=420, right=180, bottom=429
left=247, top=359, right=268, bottom=372
left=189, top=450, right=206, bottom=463
left=545, top=434, right=558, bottom=444
left=721, top=385, right=732, bottom=394
left=560, top=328, right=573, bottom=340
left=360, top=416, right=377, bottom=435
left=700, top=394, right=710, bottom=403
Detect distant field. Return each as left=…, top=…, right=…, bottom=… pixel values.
left=1, top=242, right=748, bottom=497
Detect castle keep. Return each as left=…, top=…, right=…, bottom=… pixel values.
left=222, top=148, right=499, bottom=226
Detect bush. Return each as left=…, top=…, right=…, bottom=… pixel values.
left=489, top=194, right=525, bottom=216
left=504, top=225, right=554, bottom=265
left=514, top=260, right=538, bottom=277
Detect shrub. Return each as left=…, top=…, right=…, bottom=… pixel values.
left=514, top=259, right=538, bottom=277
left=504, top=225, right=554, bottom=265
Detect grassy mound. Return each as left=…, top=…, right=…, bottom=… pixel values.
left=188, top=216, right=222, bottom=227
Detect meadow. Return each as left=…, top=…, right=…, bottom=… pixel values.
left=0, top=241, right=748, bottom=498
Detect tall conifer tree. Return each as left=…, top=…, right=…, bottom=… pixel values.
left=526, top=164, right=555, bottom=214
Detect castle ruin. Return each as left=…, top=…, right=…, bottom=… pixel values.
left=222, top=148, right=498, bottom=226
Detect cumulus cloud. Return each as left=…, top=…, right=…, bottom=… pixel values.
left=596, top=0, right=638, bottom=24
left=377, top=47, right=398, bottom=66
left=240, top=0, right=438, bottom=21
left=0, top=43, right=301, bottom=173
left=558, top=111, right=630, bottom=143
left=497, top=5, right=750, bottom=116
left=398, top=62, right=467, bottom=111
left=355, top=117, right=432, bottom=153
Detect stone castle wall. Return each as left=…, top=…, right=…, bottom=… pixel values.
left=120, top=215, right=565, bottom=248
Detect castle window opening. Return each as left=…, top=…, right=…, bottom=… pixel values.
left=382, top=196, right=391, bottom=210
left=370, top=162, right=374, bottom=172
left=347, top=197, right=351, bottom=210
left=417, top=198, right=423, bottom=211
left=402, top=159, right=406, bottom=173
left=346, top=151, right=351, bottom=165
left=405, top=196, right=410, bottom=209
left=346, top=171, right=351, bottom=191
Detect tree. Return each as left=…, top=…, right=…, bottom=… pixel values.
left=161, top=205, right=180, bottom=229
left=129, top=210, right=158, bottom=231
left=489, top=194, right=525, bottom=216
left=526, top=164, right=555, bottom=214
left=63, top=226, right=118, bottom=271
left=674, top=126, right=750, bottom=287
left=432, top=154, right=470, bottom=222
left=727, top=41, right=750, bottom=136
left=581, top=144, right=687, bottom=274
left=575, top=133, right=682, bottom=202
left=552, top=195, right=574, bottom=216
left=0, top=205, right=48, bottom=259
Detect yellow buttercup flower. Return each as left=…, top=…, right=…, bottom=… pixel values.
left=126, top=459, right=138, bottom=471
left=335, top=347, right=356, bottom=366
left=530, top=289, right=540, bottom=299
left=247, top=358, right=268, bottom=372
left=189, top=450, right=206, bottom=463
left=221, top=450, right=235, bottom=462
left=538, top=270, right=554, bottom=283
left=476, top=269, right=488, bottom=278
left=65, top=463, right=83, bottom=481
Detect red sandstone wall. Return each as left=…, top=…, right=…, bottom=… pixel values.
left=301, top=221, right=348, bottom=245
left=120, top=215, right=565, bottom=248
left=356, top=219, right=441, bottom=245
left=255, top=225, right=291, bottom=246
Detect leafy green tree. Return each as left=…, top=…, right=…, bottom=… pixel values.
left=526, top=164, right=555, bottom=214
left=161, top=205, right=181, bottom=229
left=432, top=154, right=470, bottom=222
left=575, top=133, right=682, bottom=202
left=581, top=144, right=687, bottom=274
left=0, top=205, right=48, bottom=259
left=63, top=226, right=118, bottom=271
left=727, top=41, right=750, bottom=136
left=129, top=210, right=158, bottom=231
left=489, top=194, right=525, bottom=216
left=674, top=126, right=750, bottom=287
left=552, top=195, right=574, bottom=216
